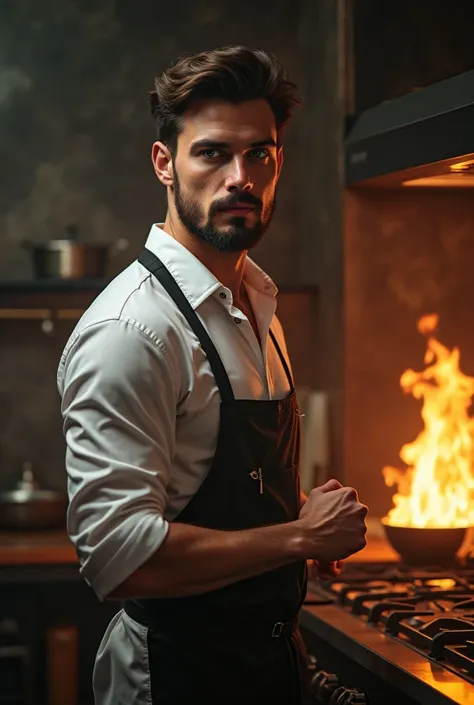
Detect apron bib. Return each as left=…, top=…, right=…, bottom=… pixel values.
left=124, top=248, right=309, bottom=704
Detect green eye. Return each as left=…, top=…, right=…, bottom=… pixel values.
left=248, top=149, right=269, bottom=159
left=201, top=149, right=222, bottom=159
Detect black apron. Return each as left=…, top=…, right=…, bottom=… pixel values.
left=124, top=248, right=309, bottom=705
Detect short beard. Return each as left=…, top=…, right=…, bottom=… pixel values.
left=172, top=169, right=275, bottom=253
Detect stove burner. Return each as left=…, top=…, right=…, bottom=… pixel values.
left=309, top=562, right=474, bottom=684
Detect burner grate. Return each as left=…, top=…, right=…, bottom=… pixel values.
left=445, top=641, right=474, bottom=674
left=312, top=562, right=474, bottom=681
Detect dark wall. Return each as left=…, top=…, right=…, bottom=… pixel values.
left=353, top=0, right=474, bottom=111
left=1, top=0, right=302, bottom=282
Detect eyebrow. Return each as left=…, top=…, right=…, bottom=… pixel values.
left=189, top=138, right=277, bottom=154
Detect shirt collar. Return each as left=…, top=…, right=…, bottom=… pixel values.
left=143, top=224, right=278, bottom=310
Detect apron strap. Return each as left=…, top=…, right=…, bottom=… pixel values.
left=269, top=329, right=295, bottom=393
left=138, top=248, right=295, bottom=400
left=139, top=248, right=235, bottom=402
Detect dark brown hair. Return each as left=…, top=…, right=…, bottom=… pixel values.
left=149, top=45, right=300, bottom=153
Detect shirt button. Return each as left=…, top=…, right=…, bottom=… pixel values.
left=234, top=317, right=241, bottom=324
left=219, top=292, right=226, bottom=299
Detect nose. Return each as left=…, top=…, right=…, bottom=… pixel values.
left=224, top=156, right=253, bottom=192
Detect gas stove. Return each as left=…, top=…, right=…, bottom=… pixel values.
left=326, top=563, right=474, bottom=678
left=301, top=562, right=474, bottom=705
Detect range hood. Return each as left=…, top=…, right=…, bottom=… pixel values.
left=345, top=69, right=474, bottom=188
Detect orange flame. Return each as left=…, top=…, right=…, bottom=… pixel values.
left=383, top=314, right=474, bottom=528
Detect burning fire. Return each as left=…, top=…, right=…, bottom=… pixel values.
left=383, top=314, right=474, bottom=528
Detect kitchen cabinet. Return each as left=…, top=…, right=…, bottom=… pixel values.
left=0, top=533, right=117, bottom=705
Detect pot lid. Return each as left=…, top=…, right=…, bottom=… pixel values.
left=0, top=462, right=65, bottom=503
left=52, top=224, right=79, bottom=242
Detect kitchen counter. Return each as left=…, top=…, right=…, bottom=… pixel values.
left=0, top=529, right=76, bottom=565
left=0, top=518, right=399, bottom=566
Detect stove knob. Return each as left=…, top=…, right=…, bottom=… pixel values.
left=330, top=686, right=369, bottom=704
left=311, top=670, right=340, bottom=701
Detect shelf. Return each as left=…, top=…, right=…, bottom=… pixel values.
left=0, top=280, right=318, bottom=325
left=0, top=308, right=83, bottom=321
left=0, top=278, right=109, bottom=293
left=0, top=279, right=317, bottom=293
left=0, top=280, right=107, bottom=324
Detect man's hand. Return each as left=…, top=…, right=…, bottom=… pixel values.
left=298, top=478, right=368, bottom=563
left=301, top=490, right=343, bottom=580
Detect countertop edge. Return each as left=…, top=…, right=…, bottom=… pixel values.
left=300, top=604, right=467, bottom=705
left=0, top=530, right=77, bottom=566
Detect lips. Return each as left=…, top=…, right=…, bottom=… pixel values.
left=219, top=204, right=255, bottom=214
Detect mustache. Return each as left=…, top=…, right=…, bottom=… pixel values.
left=210, top=192, right=262, bottom=213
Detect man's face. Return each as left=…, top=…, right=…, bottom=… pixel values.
left=169, top=99, right=282, bottom=253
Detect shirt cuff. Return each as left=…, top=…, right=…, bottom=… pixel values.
left=75, top=510, right=170, bottom=601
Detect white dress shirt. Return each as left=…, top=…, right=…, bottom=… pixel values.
left=57, top=224, right=292, bottom=600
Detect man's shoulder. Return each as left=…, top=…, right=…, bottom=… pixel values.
left=59, top=260, right=191, bottom=374
left=74, top=261, right=185, bottom=338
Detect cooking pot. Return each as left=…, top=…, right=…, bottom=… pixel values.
left=381, top=518, right=470, bottom=565
left=23, top=224, right=128, bottom=280
left=0, top=462, right=68, bottom=530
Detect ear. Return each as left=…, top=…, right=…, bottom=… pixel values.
left=151, top=141, right=174, bottom=187
left=276, top=146, right=284, bottom=180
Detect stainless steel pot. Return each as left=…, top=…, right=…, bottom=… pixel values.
left=0, top=463, right=67, bottom=531
left=23, top=225, right=128, bottom=280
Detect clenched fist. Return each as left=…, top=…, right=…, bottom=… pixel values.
left=298, top=479, right=368, bottom=563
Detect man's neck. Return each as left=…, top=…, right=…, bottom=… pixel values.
left=161, top=214, right=247, bottom=303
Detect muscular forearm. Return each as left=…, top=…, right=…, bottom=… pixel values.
left=108, top=520, right=307, bottom=600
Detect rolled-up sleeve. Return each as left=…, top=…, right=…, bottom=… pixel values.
left=58, top=318, right=176, bottom=600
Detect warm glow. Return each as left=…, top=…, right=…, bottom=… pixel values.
left=449, top=159, right=474, bottom=173
left=383, top=314, right=474, bottom=528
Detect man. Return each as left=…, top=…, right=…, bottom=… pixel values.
left=58, top=45, right=367, bottom=705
